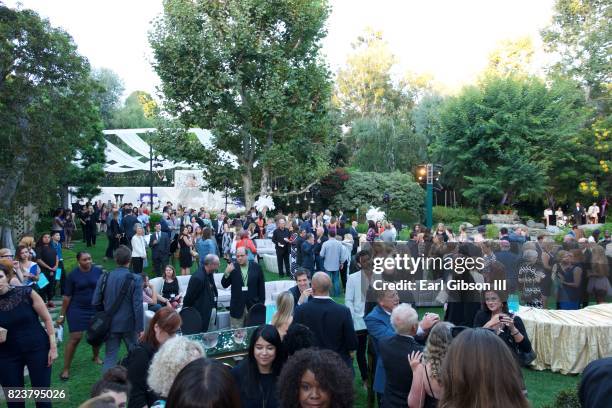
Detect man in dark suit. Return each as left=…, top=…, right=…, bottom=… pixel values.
left=212, top=214, right=225, bottom=255
left=121, top=208, right=139, bottom=248
left=293, top=272, right=357, bottom=367
left=573, top=201, right=585, bottom=225
left=149, top=222, right=170, bottom=277
left=272, top=218, right=291, bottom=277
left=184, top=254, right=220, bottom=332
left=379, top=304, right=424, bottom=408
left=92, top=245, right=143, bottom=372
left=288, top=268, right=313, bottom=307
left=365, top=289, right=439, bottom=405
left=221, top=246, right=266, bottom=328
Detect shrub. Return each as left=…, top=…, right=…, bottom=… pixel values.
left=331, top=170, right=423, bottom=223
left=149, top=212, right=162, bottom=226
left=485, top=224, right=499, bottom=239
left=541, top=387, right=579, bottom=408
left=432, top=206, right=480, bottom=226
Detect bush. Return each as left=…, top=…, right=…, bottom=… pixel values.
left=432, top=206, right=480, bottom=226
left=331, top=170, right=423, bottom=223
left=485, top=224, right=499, bottom=240
left=149, top=212, right=162, bottom=226
left=541, top=387, right=579, bottom=408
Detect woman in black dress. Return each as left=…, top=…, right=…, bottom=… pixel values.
left=179, top=225, right=194, bottom=275
left=232, top=325, right=285, bottom=408
left=35, top=233, right=59, bottom=307
left=473, top=289, right=533, bottom=366
left=127, top=307, right=181, bottom=408
left=57, top=251, right=103, bottom=380
left=0, top=263, right=58, bottom=408
left=157, top=265, right=181, bottom=308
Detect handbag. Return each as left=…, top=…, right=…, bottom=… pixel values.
left=86, top=273, right=134, bottom=346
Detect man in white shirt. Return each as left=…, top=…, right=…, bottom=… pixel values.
left=320, top=230, right=349, bottom=297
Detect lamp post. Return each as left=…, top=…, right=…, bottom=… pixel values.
left=417, top=164, right=440, bottom=229
left=224, top=179, right=229, bottom=213
left=149, top=142, right=154, bottom=213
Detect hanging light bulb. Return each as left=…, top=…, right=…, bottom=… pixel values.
left=310, top=196, right=315, bottom=204
left=296, top=196, right=300, bottom=204
left=304, top=192, right=307, bottom=201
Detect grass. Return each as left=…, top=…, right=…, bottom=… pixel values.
left=32, top=234, right=580, bottom=407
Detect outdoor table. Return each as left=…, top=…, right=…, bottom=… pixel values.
left=516, top=303, right=612, bottom=374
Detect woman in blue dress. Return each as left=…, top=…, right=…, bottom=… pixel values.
left=56, top=251, right=103, bottom=380
left=0, top=262, right=57, bottom=408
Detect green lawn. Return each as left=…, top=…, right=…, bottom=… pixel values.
left=37, top=234, right=579, bottom=407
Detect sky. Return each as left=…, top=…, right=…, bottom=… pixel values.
left=6, top=0, right=556, bottom=98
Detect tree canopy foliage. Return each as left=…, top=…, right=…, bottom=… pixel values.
left=0, top=5, right=106, bottom=238
left=331, top=170, right=423, bottom=222
left=431, top=75, right=589, bottom=209
left=149, top=0, right=338, bottom=207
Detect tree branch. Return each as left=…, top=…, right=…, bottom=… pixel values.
left=272, top=179, right=319, bottom=197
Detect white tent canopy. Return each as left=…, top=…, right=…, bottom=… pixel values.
left=102, top=128, right=225, bottom=173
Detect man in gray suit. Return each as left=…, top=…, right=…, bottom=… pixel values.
left=92, top=245, right=143, bottom=372
left=149, top=222, right=170, bottom=276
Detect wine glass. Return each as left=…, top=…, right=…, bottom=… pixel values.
left=203, top=332, right=219, bottom=350
left=232, top=328, right=246, bottom=345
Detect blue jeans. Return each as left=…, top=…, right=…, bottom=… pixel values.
left=326, top=270, right=341, bottom=297
left=103, top=332, right=137, bottom=372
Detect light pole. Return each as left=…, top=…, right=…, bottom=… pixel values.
left=224, top=179, right=229, bottom=213
left=417, top=164, right=440, bottom=229
left=149, top=143, right=154, bottom=213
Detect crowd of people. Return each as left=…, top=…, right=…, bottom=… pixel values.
left=0, top=202, right=610, bottom=408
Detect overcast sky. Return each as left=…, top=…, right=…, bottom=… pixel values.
left=7, top=0, right=556, bottom=98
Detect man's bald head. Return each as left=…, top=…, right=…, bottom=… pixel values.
left=311, top=272, right=331, bottom=296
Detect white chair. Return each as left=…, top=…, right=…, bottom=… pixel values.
left=264, top=280, right=296, bottom=305
left=262, top=254, right=279, bottom=274
left=254, top=239, right=276, bottom=257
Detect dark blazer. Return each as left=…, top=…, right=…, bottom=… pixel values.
left=221, top=261, right=266, bottom=319
left=288, top=285, right=312, bottom=308
left=272, top=228, right=291, bottom=253
left=92, top=267, right=143, bottom=333
left=183, top=269, right=218, bottom=331
left=379, top=335, right=424, bottom=408
left=293, top=297, right=357, bottom=365
left=301, top=241, right=315, bottom=270
left=121, top=214, right=139, bottom=241
left=149, top=231, right=170, bottom=259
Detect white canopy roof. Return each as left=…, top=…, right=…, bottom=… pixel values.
left=102, top=128, right=221, bottom=173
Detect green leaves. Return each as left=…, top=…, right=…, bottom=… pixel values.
left=0, top=5, right=106, bottom=215
left=431, top=75, right=589, bottom=208
left=149, top=0, right=336, bottom=206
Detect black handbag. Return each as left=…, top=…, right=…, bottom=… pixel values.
left=86, top=273, right=134, bottom=346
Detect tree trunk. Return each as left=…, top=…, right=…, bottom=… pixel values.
left=60, top=185, right=70, bottom=208
left=260, top=166, right=270, bottom=199
left=242, top=167, right=254, bottom=209
left=0, top=226, right=15, bottom=252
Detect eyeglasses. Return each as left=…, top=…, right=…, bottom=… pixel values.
left=0, top=255, right=13, bottom=258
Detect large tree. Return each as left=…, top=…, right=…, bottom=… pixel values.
left=347, top=109, right=427, bottom=173
left=149, top=0, right=337, bottom=208
left=91, top=67, right=124, bottom=128
left=110, top=91, right=157, bottom=129
left=335, top=28, right=409, bottom=122
left=431, top=75, right=589, bottom=210
left=542, top=0, right=611, bottom=107
left=0, top=5, right=105, bottom=247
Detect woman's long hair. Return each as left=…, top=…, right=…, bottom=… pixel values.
left=271, top=292, right=294, bottom=329
left=423, top=322, right=454, bottom=380
left=141, top=307, right=182, bottom=350
left=439, top=328, right=529, bottom=408
left=245, top=325, right=285, bottom=393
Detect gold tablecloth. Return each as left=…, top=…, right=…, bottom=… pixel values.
left=517, top=304, right=612, bottom=374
